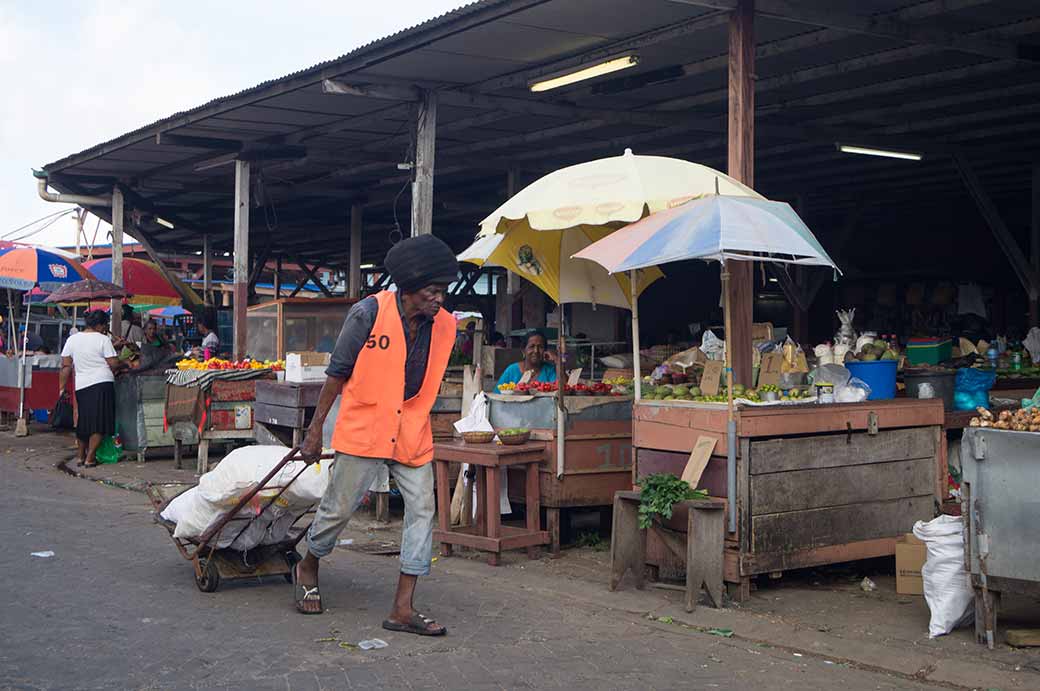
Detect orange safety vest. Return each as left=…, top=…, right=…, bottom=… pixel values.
left=330, top=290, right=455, bottom=466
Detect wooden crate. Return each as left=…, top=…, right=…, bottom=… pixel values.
left=254, top=380, right=321, bottom=408
left=210, top=379, right=257, bottom=402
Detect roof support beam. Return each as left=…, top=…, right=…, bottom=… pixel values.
left=673, top=0, right=1039, bottom=62
left=156, top=133, right=242, bottom=150
left=726, top=0, right=755, bottom=391
left=322, top=78, right=701, bottom=129
left=233, top=160, right=250, bottom=360
left=953, top=152, right=1039, bottom=298
left=411, top=89, right=437, bottom=236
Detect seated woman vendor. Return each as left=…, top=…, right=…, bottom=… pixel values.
left=497, top=331, right=558, bottom=387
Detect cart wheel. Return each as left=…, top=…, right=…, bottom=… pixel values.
left=283, top=550, right=302, bottom=583
left=195, top=558, right=220, bottom=593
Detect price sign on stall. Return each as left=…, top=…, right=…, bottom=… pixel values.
left=758, top=352, right=783, bottom=388
left=566, top=368, right=583, bottom=387
left=518, top=369, right=533, bottom=385
left=682, top=436, right=717, bottom=489
left=700, top=360, right=724, bottom=396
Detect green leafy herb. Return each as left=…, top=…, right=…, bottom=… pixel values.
left=638, top=474, right=708, bottom=529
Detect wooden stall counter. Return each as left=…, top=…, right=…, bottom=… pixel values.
left=632, top=398, right=945, bottom=600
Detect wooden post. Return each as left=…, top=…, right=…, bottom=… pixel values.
left=411, top=89, right=437, bottom=236
left=111, top=186, right=124, bottom=338
left=202, top=234, right=212, bottom=306
left=497, top=170, right=518, bottom=339
left=1032, top=163, right=1040, bottom=327
left=349, top=203, right=363, bottom=298
left=233, top=160, right=250, bottom=360
left=726, top=0, right=755, bottom=386
left=274, top=256, right=282, bottom=299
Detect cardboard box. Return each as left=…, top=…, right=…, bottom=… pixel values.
left=896, top=533, right=927, bottom=595
left=286, top=352, right=330, bottom=382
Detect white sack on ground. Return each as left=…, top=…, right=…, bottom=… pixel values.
left=161, top=445, right=330, bottom=549
left=913, top=515, right=974, bottom=638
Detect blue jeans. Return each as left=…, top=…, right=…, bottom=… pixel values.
left=306, top=453, right=435, bottom=577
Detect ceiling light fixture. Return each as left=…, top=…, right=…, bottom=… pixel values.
left=836, top=143, right=922, bottom=161
left=155, top=216, right=175, bottom=229
left=360, top=263, right=376, bottom=269
left=530, top=54, right=639, bottom=92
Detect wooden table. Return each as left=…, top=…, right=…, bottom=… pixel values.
left=610, top=490, right=727, bottom=612
left=433, top=440, right=549, bottom=565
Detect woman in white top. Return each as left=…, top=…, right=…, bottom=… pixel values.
left=59, top=310, right=127, bottom=467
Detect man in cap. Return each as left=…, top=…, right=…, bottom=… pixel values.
left=294, top=235, right=459, bottom=635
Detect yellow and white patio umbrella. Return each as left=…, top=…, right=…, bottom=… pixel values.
left=459, top=149, right=762, bottom=308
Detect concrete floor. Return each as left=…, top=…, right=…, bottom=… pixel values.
left=2, top=427, right=1038, bottom=690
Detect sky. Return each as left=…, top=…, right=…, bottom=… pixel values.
left=0, top=0, right=464, bottom=250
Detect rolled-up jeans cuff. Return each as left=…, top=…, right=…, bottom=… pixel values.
left=400, top=560, right=431, bottom=577
left=305, top=531, right=336, bottom=559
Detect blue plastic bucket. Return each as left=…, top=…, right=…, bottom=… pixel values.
left=845, top=360, right=898, bottom=400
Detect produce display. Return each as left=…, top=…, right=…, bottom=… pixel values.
left=498, top=427, right=529, bottom=436
left=969, top=406, right=1040, bottom=432
left=175, top=357, right=284, bottom=371
left=639, top=380, right=812, bottom=404
left=499, top=380, right=629, bottom=396
left=843, top=338, right=900, bottom=363
left=637, top=473, right=709, bottom=529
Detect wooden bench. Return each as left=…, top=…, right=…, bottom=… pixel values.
left=609, top=490, right=726, bottom=612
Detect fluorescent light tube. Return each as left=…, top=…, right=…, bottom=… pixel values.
left=360, top=263, right=375, bottom=269
left=837, top=144, right=922, bottom=161
left=155, top=217, right=175, bottom=229
left=530, top=55, right=639, bottom=92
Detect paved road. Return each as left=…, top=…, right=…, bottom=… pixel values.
left=0, top=449, right=948, bottom=691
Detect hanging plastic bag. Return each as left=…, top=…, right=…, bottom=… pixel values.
left=953, top=368, right=995, bottom=411
left=700, top=330, right=725, bottom=361
left=913, top=515, right=974, bottom=638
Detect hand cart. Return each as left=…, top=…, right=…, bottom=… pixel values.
left=146, top=447, right=334, bottom=593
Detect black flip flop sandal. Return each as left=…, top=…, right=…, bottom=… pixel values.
left=382, top=612, right=446, bottom=636
left=292, top=564, right=324, bottom=615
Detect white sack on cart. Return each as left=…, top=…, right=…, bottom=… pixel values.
left=161, top=445, right=330, bottom=548
left=913, top=515, right=974, bottom=638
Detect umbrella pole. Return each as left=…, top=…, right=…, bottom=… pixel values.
left=15, top=296, right=31, bottom=436
left=630, top=270, right=641, bottom=402
left=556, top=302, right=566, bottom=479
left=6, top=289, right=14, bottom=354
left=721, top=260, right=736, bottom=533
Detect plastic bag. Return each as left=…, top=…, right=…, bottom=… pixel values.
left=700, top=330, right=725, bottom=361
left=50, top=393, right=74, bottom=430
left=913, top=515, right=974, bottom=638
left=836, top=377, right=871, bottom=403
left=95, top=435, right=122, bottom=464
left=917, top=383, right=936, bottom=400
left=809, top=364, right=851, bottom=389
left=453, top=392, right=493, bottom=434
left=953, top=368, right=996, bottom=411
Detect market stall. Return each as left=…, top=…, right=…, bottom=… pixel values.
left=165, top=364, right=274, bottom=473
left=486, top=390, right=633, bottom=552
left=633, top=397, right=943, bottom=598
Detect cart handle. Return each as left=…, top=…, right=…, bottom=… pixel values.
left=196, top=447, right=334, bottom=548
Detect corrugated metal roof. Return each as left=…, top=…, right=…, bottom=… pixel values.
left=43, top=0, right=507, bottom=172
